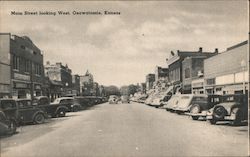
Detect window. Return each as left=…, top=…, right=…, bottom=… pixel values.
left=185, top=68, right=190, bottom=78
left=206, top=78, right=215, bottom=85
left=13, top=55, right=20, bottom=70
left=34, top=63, right=42, bottom=75
left=25, top=59, right=31, bottom=73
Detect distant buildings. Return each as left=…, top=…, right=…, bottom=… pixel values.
left=0, top=33, right=44, bottom=99
left=80, top=70, right=95, bottom=96
left=146, top=74, right=155, bottom=91
left=44, top=62, right=73, bottom=100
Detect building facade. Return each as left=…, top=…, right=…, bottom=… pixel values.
left=80, top=70, right=94, bottom=96
left=182, top=55, right=216, bottom=94
left=44, top=62, right=72, bottom=100
left=0, top=33, right=45, bottom=99
left=153, top=66, right=169, bottom=91
left=204, top=41, right=249, bottom=95
left=72, top=74, right=80, bottom=96
left=0, top=33, right=11, bottom=98
left=146, top=74, right=155, bottom=91
left=167, top=47, right=218, bottom=94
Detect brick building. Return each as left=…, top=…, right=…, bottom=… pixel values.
left=204, top=40, right=248, bottom=95
left=182, top=54, right=217, bottom=94
left=166, top=47, right=218, bottom=94
left=0, top=33, right=44, bottom=99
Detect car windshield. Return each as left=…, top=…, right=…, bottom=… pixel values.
left=17, top=100, right=32, bottom=108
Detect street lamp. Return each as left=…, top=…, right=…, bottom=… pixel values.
left=240, top=60, right=246, bottom=94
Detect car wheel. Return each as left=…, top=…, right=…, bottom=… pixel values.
left=72, top=106, right=79, bottom=112
left=57, top=110, right=66, bottom=117
left=192, top=116, right=199, bottom=120
left=231, top=109, right=242, bottom=126
left=33, top=113, right=45, bottom=124
left=190, top=104, right=201, bottom=114
left=213, top=106, right=226, bottom=119
left=7, top=120, right=17, bottom=135
left=209, top=118, right=217, bottom=125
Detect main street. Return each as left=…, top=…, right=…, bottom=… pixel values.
left=1, top=102, right=248, bottom=157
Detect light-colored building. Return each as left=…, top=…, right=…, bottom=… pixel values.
left=204, top=40, right=248, bottom=95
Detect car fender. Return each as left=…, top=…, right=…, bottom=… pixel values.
left=215, top=102, right=239, bottom=115
left=55, top=106, right=69, bottom=114
left=32, top=110, right=47, bottom=120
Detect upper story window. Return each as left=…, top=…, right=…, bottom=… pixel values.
left=184, top=68, right=190, bottom=78
left=34, top=63, right=42, bottom=76
left=24, top=59, right=31, bottom=73
left=13, top=55, right=20, bottom=70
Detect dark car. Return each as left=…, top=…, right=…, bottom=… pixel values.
left=0, top=99, right=18, bottom=135
left=52, top=97, right=81, bottom=112
left=74, top=96, right=96, bottom=109
left=33, top=96, right=69, bottom=118
left=15, top=99, right=48, bottom=125
left=206, top=94, right=248, bottom=125
left=188, top=95, right=221, bottom=120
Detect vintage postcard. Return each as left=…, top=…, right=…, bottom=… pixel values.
left=0, top=1, right=249, bottom=157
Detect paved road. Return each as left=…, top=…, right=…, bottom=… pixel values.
left=0, top=102, right=248, bottom=157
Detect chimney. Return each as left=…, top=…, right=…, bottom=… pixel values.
left=198, top=47, right=202, bottom=53
left=214, top=48, right=218, bottom=53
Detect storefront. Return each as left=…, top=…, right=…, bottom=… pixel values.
left=12, top=81, right=31, bottom=99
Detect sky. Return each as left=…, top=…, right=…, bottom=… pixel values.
left=0, top=1, right=248, bottom=87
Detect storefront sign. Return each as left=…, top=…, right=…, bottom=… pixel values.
left=14, top=73, right=30, bottom=81
left=15, top=82, right=28, bottom=88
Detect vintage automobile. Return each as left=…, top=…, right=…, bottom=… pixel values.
left=144, top=95, right=155, bottom=105
left=206, top=94, right=248, bottom=125
left=174, top=94, right=211, bottom=114
left=108, top=95, right=119, bottom=104
left=150, top=94, right=171, bottom=108
left=33, top=96, right=69, bottom=118
left=0, top=99, right=18, bottom=135
left=52, top=97, right=81, bottom=112
left=121, top=95, right=130, bottom=103
left=163, top=95, right=181, bottom=111
left=188, top=95, right=221, bottom=120
left=15, top=99, right=48, bottom=125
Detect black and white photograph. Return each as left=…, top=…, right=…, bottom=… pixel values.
left=0, top=0, right=249, bottom=156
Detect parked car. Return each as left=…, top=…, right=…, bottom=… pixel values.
left=174, top=94, right=211, bottom=114
left=52, top=97, right=81, bottom=112
left=163, top=95, right=181, bottom=111
left=0, top=99, right=18, bottom=135
left=15, top=99, right=48, bottom=125
left=188, top=95, right=221, bottom=120
left=121, top=95, right=130, bottom=103
left=150, top=94, right=171, bottom=108
left=33, top=96, right=69, bottom=118
left=145, top=95, right=155, bottom=105
left=108, top=95, right=119, bottom=104
left=206, top=94, right=248, bottom=125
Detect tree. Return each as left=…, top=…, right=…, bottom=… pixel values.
left=104, top=85, right=120, bottom=97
